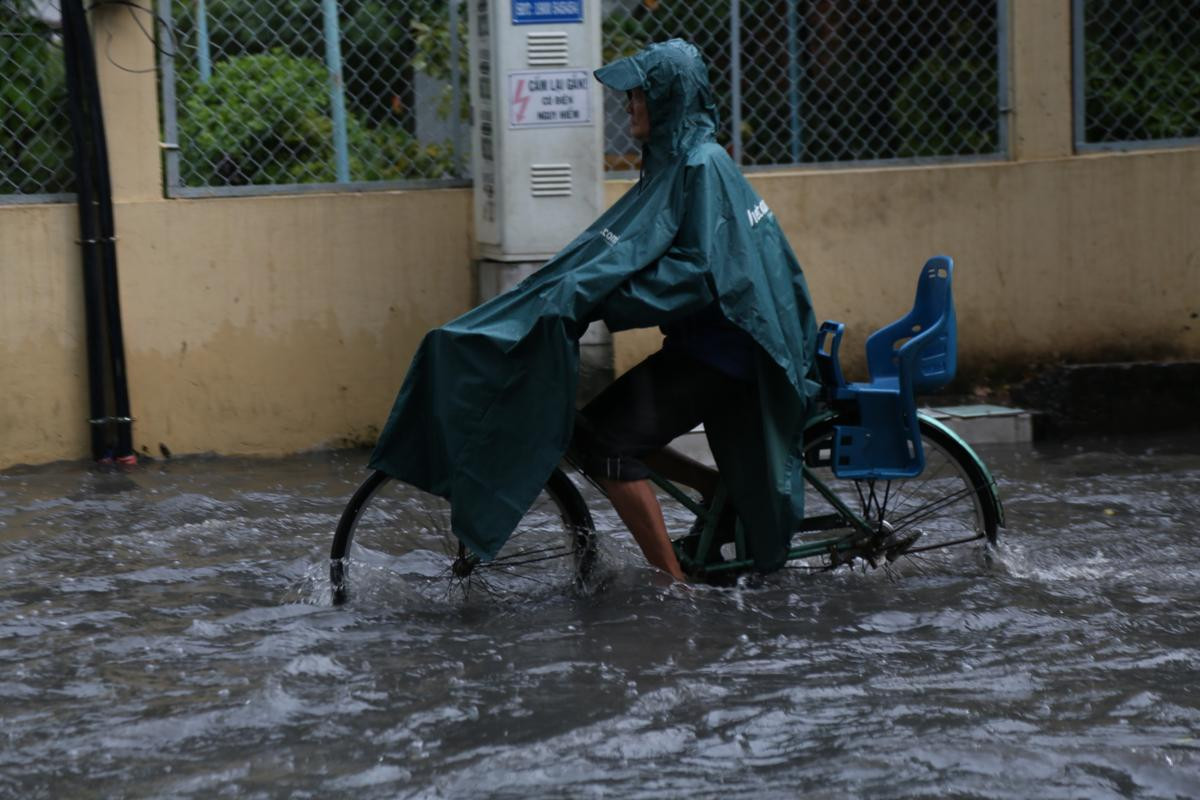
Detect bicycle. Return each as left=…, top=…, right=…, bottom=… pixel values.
left=329, top=256, right=1003, bottom=603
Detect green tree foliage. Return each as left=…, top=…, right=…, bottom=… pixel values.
left=602, top=8, right=653, bottom=63
left=1, top=0, right=73, bottom=194
left=179, top=51, right=453, bottom=185
left=411, top=1, right=468, bottom=123
left=602, top=0, right=734, bottom=149
left=891, top=53, right=997, bottom=157
left=890, top=9, right=999, bottom=160
left=178, top=0, right=413, bottom=125
left=1083, top=1, right=1200, bottom=142
left=601, top=0, right=1000, bottom=165
left=174, top=1, right=460, bottom=185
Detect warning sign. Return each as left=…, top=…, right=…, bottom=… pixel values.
left=508, top=70, right=592, bottom=129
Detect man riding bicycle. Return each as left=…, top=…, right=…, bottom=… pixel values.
left=369, top=40, right=820, bottom=580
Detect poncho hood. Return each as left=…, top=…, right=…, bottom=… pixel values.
left=595, top=39, right=720, bottom=176
left=369, top=40, right=819, bottom=572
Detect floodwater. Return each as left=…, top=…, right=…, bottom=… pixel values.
left=2, top=435, right=1199, bottom=799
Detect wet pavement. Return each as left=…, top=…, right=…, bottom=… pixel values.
left=1, top=434, right=1198, bottom=798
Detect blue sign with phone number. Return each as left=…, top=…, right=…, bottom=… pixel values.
left=512, top=0, right=583, bottom=24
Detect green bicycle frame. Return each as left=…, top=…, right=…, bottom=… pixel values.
left=660, top=410, right=1003, bottom=577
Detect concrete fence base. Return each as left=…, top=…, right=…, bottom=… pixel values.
left=1011, top=361, right=1200, bottom=438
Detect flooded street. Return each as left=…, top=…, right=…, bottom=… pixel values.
left=2, top=435, right=1199, bottom=798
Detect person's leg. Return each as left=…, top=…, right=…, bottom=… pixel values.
left=643, top=447, right=719, bottom=501
left=599, top=477, right=687, bottom=580
left=573, top=350, right=711, bottom=580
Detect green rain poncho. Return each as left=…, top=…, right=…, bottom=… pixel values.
left=370, top=39, right=819, bottom=572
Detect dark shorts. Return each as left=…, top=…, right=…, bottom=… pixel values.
left=572, top=348, right=750, bottom=481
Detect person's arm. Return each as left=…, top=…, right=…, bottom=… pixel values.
left=597, top=243, right=716, bottom=332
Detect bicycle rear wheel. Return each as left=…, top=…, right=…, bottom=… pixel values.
left=330, top=467, right=597, bottom=604
left=796, top=414, right=1001, bottom=571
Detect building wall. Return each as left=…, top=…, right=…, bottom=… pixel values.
left=2, top=3, right=1198, bottom=468
left=0, top=188, right=474, bottom=467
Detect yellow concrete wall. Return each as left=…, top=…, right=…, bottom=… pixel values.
left=1, top=204, right=87, bottom=463
left=1, top=191, right=473, bottom=467
left=3, top=3, right=1199, bottom=468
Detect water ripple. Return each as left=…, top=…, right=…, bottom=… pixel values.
left=1, top=442, right=1198, bottom=797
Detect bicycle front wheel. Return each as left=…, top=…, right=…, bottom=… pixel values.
left=796, top=413, right=1002, bottom=570
left=330, top=467, right=597, bottom=604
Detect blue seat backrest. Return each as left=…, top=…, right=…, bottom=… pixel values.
left=810, top=256, right=957, bottom=481
left=815, top=320, right=847, bottom=393
left=864, top=256, right=956, bottom=394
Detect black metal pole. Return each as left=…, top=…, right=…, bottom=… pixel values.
left=61, top=0, right=112, bottom=461
left=71, top=0, right=135, bottom=461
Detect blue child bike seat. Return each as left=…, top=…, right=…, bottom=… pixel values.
left=814, top=256, right=957, bottom=479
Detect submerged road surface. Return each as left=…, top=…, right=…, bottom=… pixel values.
left=1, top=434, right=1198, bottom=798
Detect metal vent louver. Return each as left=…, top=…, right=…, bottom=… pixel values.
left=527, top=31, right=569, bottom=67
left=530, top=164, right=572, bottom=197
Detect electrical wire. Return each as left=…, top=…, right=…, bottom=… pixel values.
left=85, top=0, right=178, bottom=73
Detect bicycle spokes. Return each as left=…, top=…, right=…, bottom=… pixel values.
left=794, top=417, right=999, bottom=575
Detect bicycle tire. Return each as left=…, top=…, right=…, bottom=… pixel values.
left=330, top=467, right=597, bottom=604
left=795, top=413, right=1001, bottom=570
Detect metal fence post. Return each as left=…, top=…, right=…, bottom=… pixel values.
left=158, top=0, right=182, bottom=194
left=196, top=0, right=212, bottom=83
left=996, top=0, right=1012, bottom=157
left=1071, top=0, right=1086, bottom=151
left=449, top=0, right=463, bottom=176
left=730, top=0, right=743, bottom=165
left=786, top=0, right=801, bottom=163
left=321, top=0, right=351, bottom=183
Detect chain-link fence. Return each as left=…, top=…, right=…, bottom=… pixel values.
left=602, top=0, right=1009, bottom=171
left=1, top=0, right=73, bottom=200
left=159, top=0, right=469, bottom=196
left=1073, top=0, right=1200, bottom=151
left=23, top=2, right=1196, bottom=200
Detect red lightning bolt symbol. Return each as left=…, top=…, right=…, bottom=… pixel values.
left=514, top=79, right=531, bottom=123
